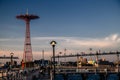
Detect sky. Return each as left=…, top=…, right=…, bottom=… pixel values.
left=0, top=0, right=120, bottom=63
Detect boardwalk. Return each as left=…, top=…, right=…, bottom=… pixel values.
left=0, top=65, right=120, bottom=80
left=0, top=69, right=50, bottom=80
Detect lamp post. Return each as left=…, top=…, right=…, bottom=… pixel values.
left=10, top=52, right=14, bottom=69
left=42, top=50, right=44, bottom=66
left=96, top=51, right=99, bottom=66
left=58, top=54, right=59, bottom=66
left=77, top=53, right=79, bottom=69
left=50, top=40, right=57, bottom=80
left=117, top=51, right=119, bottom=72
left=58, top=52, right=62, bottom=66
left=89, top=48, right=92, bottom=60
left=64, top=48, right=66, bottom=66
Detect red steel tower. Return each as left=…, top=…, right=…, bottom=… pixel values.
left=16, top=13, right=39, bottom=63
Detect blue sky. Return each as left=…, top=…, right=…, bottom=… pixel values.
left=0, top=0, right=120, bottom=62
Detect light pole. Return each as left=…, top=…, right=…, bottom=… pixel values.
left=50, top=40, right=57, bottom=80
left=117, top=51, right=119, bottom=73
left=96, top=51, right=99, bottom=66
left=58, top=54, right=59, bottom=66
left=64, top=48, right=66, bottom=66
left=42, top=50, right=44, bottom=66
left=10, top=52, right=14, bottom=69
left=77, top=53, right=79, bottom=69
left=58, top=52, right=62, bottom=66
left=89, top=48, right=92, bottom=60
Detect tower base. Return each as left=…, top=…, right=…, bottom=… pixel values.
left=22, top=61, right=34, bottom=69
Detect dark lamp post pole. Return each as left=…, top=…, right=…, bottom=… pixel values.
left=50, top=40, right=57, bottom=80
left=10, top=52, right=14, bottom=68
left=117, top=51, right=119, bottom=72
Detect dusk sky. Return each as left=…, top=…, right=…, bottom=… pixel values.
left=0, top=0, right=120, bottom=62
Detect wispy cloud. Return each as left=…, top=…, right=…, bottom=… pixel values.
left=65, top=34, right=120, bottom=47
left=105, top=34, right=120, bottom=42
left=0, top=33, right=120, bottom=58
left=31, top=33, right=120, bottom=49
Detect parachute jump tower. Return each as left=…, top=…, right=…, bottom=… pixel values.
left=16, top=12, right=39, bottom=68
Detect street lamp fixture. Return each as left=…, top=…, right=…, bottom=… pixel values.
left=50, top=40, right=57, bottom=80
left=50, top=40, right=57, bottom=47
left=10, top=52, right=14, bottom=56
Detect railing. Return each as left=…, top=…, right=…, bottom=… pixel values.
left=56, top=66, right=120, bottom=74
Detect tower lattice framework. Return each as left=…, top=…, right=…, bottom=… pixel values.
left=16, top=13, right=39, bottom=63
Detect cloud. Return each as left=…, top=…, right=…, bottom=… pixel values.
left=67, top=39, right=110, bottom=47
left=0, top=38, right=23, bottom=41
left=0, top=33, right=120, bottom=56
left=0, top=33, right=120, bottom=62
left=105, top=34, right=120, bottom=42
left=31, top=33, right=120, bottom=48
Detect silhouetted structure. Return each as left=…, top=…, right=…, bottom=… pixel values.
left=16, top=12, right=39, bottom=68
